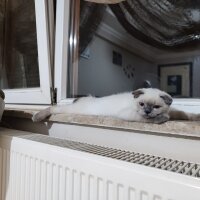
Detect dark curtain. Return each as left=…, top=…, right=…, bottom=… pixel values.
left=79, top=1, right=106, bottom=54
left=109, top=0, right=200, bottom=49
left=5, top=0, right=40, bottom=88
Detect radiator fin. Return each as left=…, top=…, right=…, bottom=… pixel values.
left=0, top=148, right=172, bottom=200
left=128, top=187, right=136, bottom=200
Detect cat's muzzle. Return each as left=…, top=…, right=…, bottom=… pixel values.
left=143, top=112, right=157, bottom=119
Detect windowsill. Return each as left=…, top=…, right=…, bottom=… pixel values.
left=3, top=107, right=200, bottom=139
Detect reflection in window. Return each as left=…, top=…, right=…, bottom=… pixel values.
left=0, top=0, right=40, bottom=89
left=69, top=1, right=200, bottom=98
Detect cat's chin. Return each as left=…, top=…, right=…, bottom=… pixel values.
left=143, top=115, right=153, bottom=119
left=142, top=114, right=157, bottom=119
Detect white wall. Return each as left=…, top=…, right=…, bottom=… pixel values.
left=78, top=35, right=157, bottom=97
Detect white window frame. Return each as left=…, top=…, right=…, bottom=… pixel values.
left=54, top=0, right=70, bottom=104
left=54, top=0, right=79, bottom=105
left=54, top=0, right=200, bottom=112
left=3, top=0, right=53, bottom=105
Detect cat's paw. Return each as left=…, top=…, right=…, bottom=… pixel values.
left=153, top=115, right=169, bottom=124
left=32, top=107, right=51, bottom=122
left=32, top=112, right=43, bottom=122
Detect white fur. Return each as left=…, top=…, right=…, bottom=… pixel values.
left=52, top=92, right=138, bottom=121
left=32, top=88, right=171, bottom=123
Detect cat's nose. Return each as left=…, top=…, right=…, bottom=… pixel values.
left=145, top=108, right=151, bottom=115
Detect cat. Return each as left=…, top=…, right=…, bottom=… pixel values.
left=0, top=89, right=5, bottom=121
left=32, top=88, right=200, bottom=124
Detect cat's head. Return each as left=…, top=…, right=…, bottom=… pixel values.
left=132, top=88, right=172, bottom=119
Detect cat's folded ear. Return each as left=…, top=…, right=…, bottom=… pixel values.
left=0, top=90, right=5, bottom=100
left=132, top=89, right=144, bottom=98
left=160, top=94, right=173, bottom=105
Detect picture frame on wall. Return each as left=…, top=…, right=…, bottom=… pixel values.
left=158, top=62, right=192, bottom=97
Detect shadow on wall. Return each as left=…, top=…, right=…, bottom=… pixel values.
left=2, top=116, right=51, bottom=135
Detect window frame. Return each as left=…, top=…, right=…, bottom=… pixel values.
left=54, top=0, right=70, bottom=104
left=54, top=0, right=200, bottom=112
left=54, top=0, right=79, bottom=104
left=3, top=0, right=53, bottom=105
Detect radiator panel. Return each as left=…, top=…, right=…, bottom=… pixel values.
left=0, top=128, right=200, bottom=200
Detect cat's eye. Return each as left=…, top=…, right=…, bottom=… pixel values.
left=139, top=102, right=144, bottom=107
left=153, top=105, right=161, bottom=109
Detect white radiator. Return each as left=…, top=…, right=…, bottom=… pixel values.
left=0, top=128, right=200, bottom=200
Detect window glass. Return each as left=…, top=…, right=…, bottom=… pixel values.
left=68, top=1, right=200, bottom=99
left=0, top=0, right=39, bottom=89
